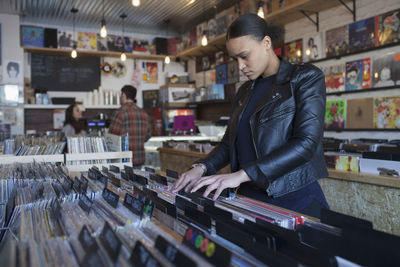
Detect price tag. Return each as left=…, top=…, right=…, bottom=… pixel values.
left=79, top=193, right=93, bottom=214
left=102, top=188, right=119, bottom=208
left=155, top=235, right=196, bottom=266
left=130, top=241, right=162, bottom=267
left=99, top=222, right=121, bottom=263
left=183, top=227, right=231, bottom=266
left=78, top=225, right=98, bottom=253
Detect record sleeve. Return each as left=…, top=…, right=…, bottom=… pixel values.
left=345, top=59, right=364, bottom=91
left=346, top=98, right=373, bottom=129
left=216, top=64, right=227, bottom=85
left=303, top=32, right=323, bottom=62
left=21, top=26, right=44, bottom=48
left=284, top=39, right=303, bottom=64
left=322, top=64, right=345, bottom=93
left=349, top=17, right=376, bottom=52
left=227, top=60, right=239, bottom=85
left=325, top=100, right=346, bottom=129
left=372, top=52, right=400, bottom=88
left=325, top=25, right=349, bottom=57
left=375, top=8, right=400, bottom=46
left=97, top=34, right=108, bottom=51
left=77, top=32, right=97, bottom=50
left=57, top=30, right=76, bottom=49
left=373, top=96, right=400, bottom=129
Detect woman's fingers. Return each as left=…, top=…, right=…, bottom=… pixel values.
left=172, top=175, right=190, bottom=193
left=190, top=176, right=215, bottom=193
left=202, top=181, right=220, bottom=198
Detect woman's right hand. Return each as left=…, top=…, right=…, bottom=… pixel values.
left=171, top=166, right=204, bottom=193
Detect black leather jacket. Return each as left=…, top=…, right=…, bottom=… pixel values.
left=196, top=60, right=328, bottom=197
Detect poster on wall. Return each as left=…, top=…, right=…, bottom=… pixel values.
left=20, top=25, right=44, bottom=47
left=145, top=62, right=158, bottom=84
left=3, top=60, right=23, bottom=85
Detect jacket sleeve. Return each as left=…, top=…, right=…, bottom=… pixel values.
left=243, top=67, right=326, bottom=188
left=194, top=124, right=231, bottom=175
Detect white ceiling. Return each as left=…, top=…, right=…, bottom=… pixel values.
left=0, top=0, right=236, bottom=35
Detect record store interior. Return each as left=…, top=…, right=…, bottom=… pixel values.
left=1, top=0, right=400, bottom=265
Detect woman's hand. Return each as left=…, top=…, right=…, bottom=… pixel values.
left=171, top=166, right=204, bottom=193
left=190, top=170, right=251, bottom=200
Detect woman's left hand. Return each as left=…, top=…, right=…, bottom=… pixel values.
left=190, top=169, right=251, bottom=200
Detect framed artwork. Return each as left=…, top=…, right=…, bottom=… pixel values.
left=145, top=62, right=158, bottom=84
left=21, top=25, right=44, bottom=47
left=3, top=60, right=23, bottom=85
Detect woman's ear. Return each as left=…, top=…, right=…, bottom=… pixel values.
left=263, top=36, right=272, bottom=50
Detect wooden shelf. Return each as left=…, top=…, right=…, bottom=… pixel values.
left=265, top=0, right=352, bottom=25
left=328, top=169, right=400, bottom=189
left=24, top=104, right=120, bottom=109
left=176, top=34, right=226, bottom=59
left=23, top=46, right=170, bottom=61
left=0, top=154, right=64, bottom=164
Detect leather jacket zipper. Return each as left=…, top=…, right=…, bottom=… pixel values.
left=249, top=118, right=260, bottom=159
left=259, top=107, right=295, bottom=124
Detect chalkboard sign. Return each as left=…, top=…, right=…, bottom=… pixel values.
left=31, top=52, right=100, bottom=92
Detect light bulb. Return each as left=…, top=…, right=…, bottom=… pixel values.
left=305, top=48, right=311, bottom=56
left=164, top=55, right=170, bottom=64
left=132, top=0, right=140, bottom=7
left=100, top=25, right=107, bottom=38
left=201, top=34, right=208, bottom=46
left=257, top=8, right=264, bottom=18
left=120, top=52, right=126, bottom=61
left=71, top=49, right=77, bottom=59
left=296, top=50, right=301, bottom=57
left=188, top=0, right=196, bottom=4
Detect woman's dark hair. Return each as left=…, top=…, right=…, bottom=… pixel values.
left=64, top=103, right=86, bottom=134
left=226, top=13, right=284, bottom=42
left=7, top=62, right=20, bottom=75
left=121, top=85, right=137, bottom=103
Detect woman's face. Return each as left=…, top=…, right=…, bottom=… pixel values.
left=8, top=66, right=18, bottom=78
left=72, top=105, right=83, bottom=120
left=226, top=35, right=271, bottom=80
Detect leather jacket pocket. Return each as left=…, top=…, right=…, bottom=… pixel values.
left=259, top=107, right=295, bottom=125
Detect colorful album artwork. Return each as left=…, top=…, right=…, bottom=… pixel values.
left=145, top=62, right=158, bottom=84
left=77, top=32, right=97, bottom=50
left=322, top=64, right=345, bottom=93
left=303, top=32, right=323, bottom=62
left=216, top=64, right=227, bottom=85
left=21, top=26, right=44, bottom=47
left=325, top=25, right=349, bottom=57
left=345, top=58, right=371, bottom=91
left=349, top=17, right=376, bottom=52
left=372, top=52, right=400, bottom=87
left=284, top=39, right=303, bottom=64
left=325, top=100, right=346, bottom=129
left=325, top=153, right=359, bottom=172
left=373, top=96, right=400, bottom=129
left=375, top=9, right=400, bottom=46
left=57, top=30, right=75, bottom=49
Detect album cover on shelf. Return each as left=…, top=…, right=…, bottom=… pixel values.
left=303, top=32, right=323, bottom=62
left=346, top=98, right=373, bottom=129
left=216, top=64, right=228, bottom=85
left=325, top=25, right=349, bottom=57
left=372, top=51, right=400, bottom=87
left=216, top=15, right=228, bottom=36
left=322, top=64, right=345, bottom=93
left=215, top=51, right=226, bottom=65
left=207, top=18, right=217, bottom=40
left=284, top=39, right=303, bottom=64
left=227, top=60, right=239, bottom=85
left=77, top=32, right=97, bottom=50
left=107, top=35, right=120, bottom=52
left=349, top=17, right=376, bottom=52
left=373, top=96, right=400, bottom=129
left=325, top=100, right=346, bottom=129
left=97, top=34, right=108, bottom=51
left=375, top=8, right=400, bottom=46
left=21, top=25, right=44, bottom=47
left=142, top=90, right=159, bottom=109
left=44, top=28, right=58, bottom=48
left=57, top=30, right=76, bottom=49
left=345, top=58, right=371, bottom=91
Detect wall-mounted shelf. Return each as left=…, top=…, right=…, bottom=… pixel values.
left=23, top=46, right=170, bottom=61
left=24, top=104, right=120, bottom=109
left=326, top=85, right=400, bottom=96
left=176, top=34, right=226, bottom=59
left=325, top=128, right=400, bottom=132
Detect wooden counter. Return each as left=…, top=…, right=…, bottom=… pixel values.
left=158, top=147, right=400, bottom=236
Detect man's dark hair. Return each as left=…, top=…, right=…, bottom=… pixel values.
left=121, top=85, right=137, bottom=101
left=7, top=62, right=19, bottom=75
left=226, top=13, right=284, bottom=42
left=64, top=103, right=86, bottom=134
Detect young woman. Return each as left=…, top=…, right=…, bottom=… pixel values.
left=172, top=14, right=329, bottom=218
left=62, top=103, right=87, bottom=135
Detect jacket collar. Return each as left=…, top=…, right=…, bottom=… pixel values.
left=275, top=58, right=293, bottom=85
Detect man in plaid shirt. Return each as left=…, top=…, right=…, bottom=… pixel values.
left=108, top=85, right=151, bottom=167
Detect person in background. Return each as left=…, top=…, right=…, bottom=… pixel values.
left=172, top=14, right=329, bottom=219
left=62, top=103, right=87, bottom=135
left=108, top=85, right=151, bottom=168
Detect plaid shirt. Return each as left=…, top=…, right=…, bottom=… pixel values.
left=108, top=102, right=151, bottom=165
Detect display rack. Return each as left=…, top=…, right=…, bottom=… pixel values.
left=24, top=104, right=120, bottom=109
left=65, top=151, right=132, bottom=172
left=23, top=46, right=170, bottom=61
left=0, top=154, right=64, bottom=164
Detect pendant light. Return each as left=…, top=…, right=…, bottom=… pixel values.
left=132, top=0, right=140, bottom=7
left=71, top=7, right=78, bottom=59
left=100, top=0, right=107, bottom=38
left=164, top=19, right=170, bottom=64
left=257, top=1, right=265, bottom=18
left=201, top=0, right=208, bottom=46
left=120, top=13, right=127, bottom=61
